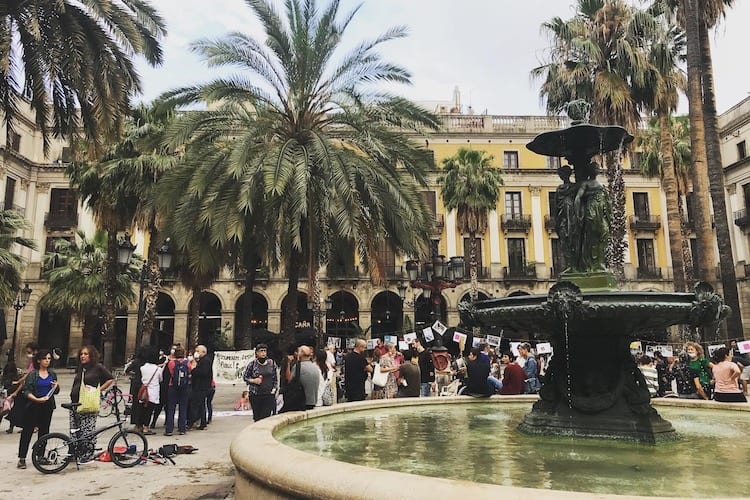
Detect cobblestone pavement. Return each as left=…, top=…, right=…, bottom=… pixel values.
left=1, top=371, right=251, bottom=499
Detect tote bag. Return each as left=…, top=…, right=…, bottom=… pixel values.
left=372, top=362, right=388, bottom=388
left=78, top=369, right=101, bottom=414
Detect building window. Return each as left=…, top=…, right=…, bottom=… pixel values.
left=738, top=140, right=747, bottom=161
left=9, top=131, right=21, bottom=153
left=507, top=238, right=526, bottom=272
left=505, top=192, right=522, bottom=218
left=636, top=239, right=656, bottom=272
left=503, top=151, right=519, bottom=169
left=546, top=157, right=561, bottom=169
left=633, top=192, right=650, bottom=220
left=631, top=152, right=642, bottom=170
left=3, top=177, right=16, bottom=210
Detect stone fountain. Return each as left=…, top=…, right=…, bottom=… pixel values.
left=460, top=101, right=730, bottom=443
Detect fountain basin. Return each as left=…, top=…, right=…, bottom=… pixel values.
left=230, top=398, right=750, bottom=499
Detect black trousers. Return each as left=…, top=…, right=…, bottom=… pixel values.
left=18, top=399, right=54, bottom=459
left=249, top=393, right=276, bottom=422
left=188, top=389, right=208, bottom=427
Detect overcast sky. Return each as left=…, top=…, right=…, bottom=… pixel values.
left=135, top=0, right=750, bottom=116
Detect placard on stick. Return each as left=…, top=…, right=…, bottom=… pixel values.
left=422, top=327, right=434, bottom=342
left=536, top=342, right=552, bottom=355
left=737, top=340, right=750, bottom=354
left=486, top=334, right=501, bottom=347
left=432, top=321, right=447, bottom=335
left=403, top=332, right=417, bottom=343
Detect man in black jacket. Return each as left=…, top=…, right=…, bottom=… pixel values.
left=188, top=345, right=213, bottom=430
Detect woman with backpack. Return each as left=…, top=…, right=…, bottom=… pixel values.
left=164, top=346, right=191, bottom=436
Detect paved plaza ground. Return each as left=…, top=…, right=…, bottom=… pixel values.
left=0, top=370, right=250, bottom=499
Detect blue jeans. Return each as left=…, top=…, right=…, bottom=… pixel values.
left=165, top=386, right=190, bottom=434
left=488, top=376, right=502, bottom=393
left=420, top=383, right=432, bottom=397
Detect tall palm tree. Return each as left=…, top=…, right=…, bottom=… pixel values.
left=438, top=149, right=503, bottom=301
left=40, top=231, right=140, bottom=346
left=161, top=0, right=439, bottom=349
left=100, top=101, right=178, bottom=347
left=0, top=0, right=166, bottom=154
left=0, top=209, right=36, bottom=305
left=533, top=0, right=659, bottom=279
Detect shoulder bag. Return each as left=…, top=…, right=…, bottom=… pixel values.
left=78, top=368, right=101, bottom=414
left=137, top=366, right=159, bottom=405
left=372, top=362, right=388, bottom=388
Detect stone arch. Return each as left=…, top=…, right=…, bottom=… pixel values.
left=414, top=292, right=447, bottom=333
left=152, top=292, right=176, bottom=351
left=234, top=291, right=270, bottom=349
left=188, top=291, right=223, bottom=349
left=507, top=290, right=531, bottom=297
left=326, top=290, right=359, bottom=337
left=370, top=291, right=403, bottom=339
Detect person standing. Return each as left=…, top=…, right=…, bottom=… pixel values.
left=297, top=346, right=319, bottom=410
left=638, top=355, right=659, bottom=398
left=69, top=346, right=114, bottom=461
left=243, top=344, right=278, bottom=421
left=164, top=346, right=191, bottom=436
left=16, top=350, right=59, bottom=469
left=518, top=343, right=541, bottom=394
left=712, top=347, right=747, bottom=403
left=412, top=338, right=434, bottom=397
left=344, top=339, right=372, bottom=402
left=188, top=345, right=212, bottom=430
left=684, top=342, right=713, bottom=400
left=397, top=349, right=421, bottom=398
left=135, top=346, right=162, bottom=435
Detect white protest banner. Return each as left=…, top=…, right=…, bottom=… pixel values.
left=737, top=340, right=750, bottom=354
left=536, top=342, right=553, bottom=355
left=432, top=321, right=447, bottom=335
left=486, top=334, right=501, bottom=347
left=423, top=327, right=435, bottom=342
left=657, top=345, right=674, bottom=357
left=384, top=335, right=398, bottom=345
left=327, top=337, right=341, bottom=348
left=212, top=350, right=255, bottom=385
left=403, top=332, right=417, bottom=343
left=398, top=341, right=410, bottom=351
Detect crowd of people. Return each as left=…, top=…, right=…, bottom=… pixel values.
left=636, top=339, right=749, bottom=402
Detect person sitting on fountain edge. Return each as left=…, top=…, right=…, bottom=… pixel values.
left=465, top=348, right=493, bottom=396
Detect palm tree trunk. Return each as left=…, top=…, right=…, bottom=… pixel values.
left=139, top=225, right=162, bottom=347
left=280, top=250, right=301, bottom=352
left=102, top=229, right=119, bottom=369
left=240, top=245, right=258, bottom=349
left=469, top=232, right=478, bottom=301
left=677, top=191, right=695, bottom=284
left=699, top=17, right=743, bottom=339
left=605, top=153, right=627, bottom=280
left=190, top=286, right=201, bottom=349
left=683, top=0, right=717, bottom=287
left=659, top=113, right=686, bottom=292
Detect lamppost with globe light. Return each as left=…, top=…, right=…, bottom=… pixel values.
left=117, top=233, right=173, bottom=348
left=307, top=295, right=333, bottom=348
left=8, top=283, right=32, bottom=361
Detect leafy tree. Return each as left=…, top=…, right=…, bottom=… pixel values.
left=533, top=0, right=659, bottom=278
left=438, top=148, right=503, bottom=301
left=40, top=231, right=140, bottom=346
left=0, top=0, right=166, bottom=154
left=161, top=0, right=439, bottom=350
left=0, top=209, right=36, bottom=305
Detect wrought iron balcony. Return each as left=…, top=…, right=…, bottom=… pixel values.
left=544, top=215, right=557, bottom=232
left=3, top=203, right=25, bottom=216
left=734, top=209, right=750, bottom=229
left=430, top=213, right=445, bottom=235
left=463, top=265, right=489, bottom=279
left=501, top=214, right=532, bottom=233
left=502, top=266, right=536, bottom=281
left=44, top=211, right=78, bottom=229
left=629, top=215, right=661, bottom=232
left=637, top=267, right=662, bottom=279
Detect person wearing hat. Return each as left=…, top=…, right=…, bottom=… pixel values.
left=242, top=344, right=279, bottom=421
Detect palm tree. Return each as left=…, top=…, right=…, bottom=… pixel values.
left=0, top=0, right=166, bottom=154
left=161, top=0, right=439, bottom=350
left=0, top=209, right=36, bottom=305
left=438, top=149, right=503, bottom=301
left=40, top=231, right=140, bottom=346
left=533, top=0, right=659, bottom=278
left=100, top=101, right=178, bottom=347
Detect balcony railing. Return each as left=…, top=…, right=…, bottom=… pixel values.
left=4, top=203, right=25, bottom=216
left=503, top=266, right=536, bottom=280
left=501, top=214, right=532, bottom=233
left=44, top=211, right=78, bottom=229
left=734, top=209, right=750, bottom=229
left=544, top=215, right=557, bottom=232
left=430, top=213, right=445, bottom=235
left=434, top=114, right=570, bottom=135
left=637, top=267, right=662, bottom=279
left=629, top=215, right=661, bottom=232
left=463, top=265, right=489, bottom=279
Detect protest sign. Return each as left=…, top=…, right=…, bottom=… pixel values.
left=398, top=341, right=410, bottom=351
left=212, top=350, right=255, bottom=385
left=737, top=340, right=750, bottom=354
left=346, top=337, right=356, bottom=349
left=432, top=321, right=447, bottom=335
left=453, top=331, right=467, bottom=344
left=403, top=332, right=417, bottom=343
left=384, top=335, right=398, bottom=345
left=486, top=334, right=501, bottom=347
left=422, top=327, right=434, bottom=342
left=536, top=342, right=552, bottom=355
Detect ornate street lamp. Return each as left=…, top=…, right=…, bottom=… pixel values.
left=404, top=253, right=464, bottom=327
left=9, top=283, right=32, bottom=361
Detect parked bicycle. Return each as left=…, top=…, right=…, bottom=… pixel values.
left=99, top=372, right=132, bottom=418
left=30, top=398, right=148, bottom=473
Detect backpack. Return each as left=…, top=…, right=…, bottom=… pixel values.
left=174, top=360, right=190, bottom=389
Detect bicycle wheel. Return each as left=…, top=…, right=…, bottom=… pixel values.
left=108, top=429, right=147, bottom=468
left=99, top=391, right=113, bottom=418
left=31, top=432, right=73, bottom=474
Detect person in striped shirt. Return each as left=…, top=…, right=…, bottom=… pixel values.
left=638, top=355, right=659, bottom=398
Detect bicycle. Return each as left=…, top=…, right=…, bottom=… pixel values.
left=99, top=372, right=133, bottom=418
left=30, top=398, right=148, bottom=474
